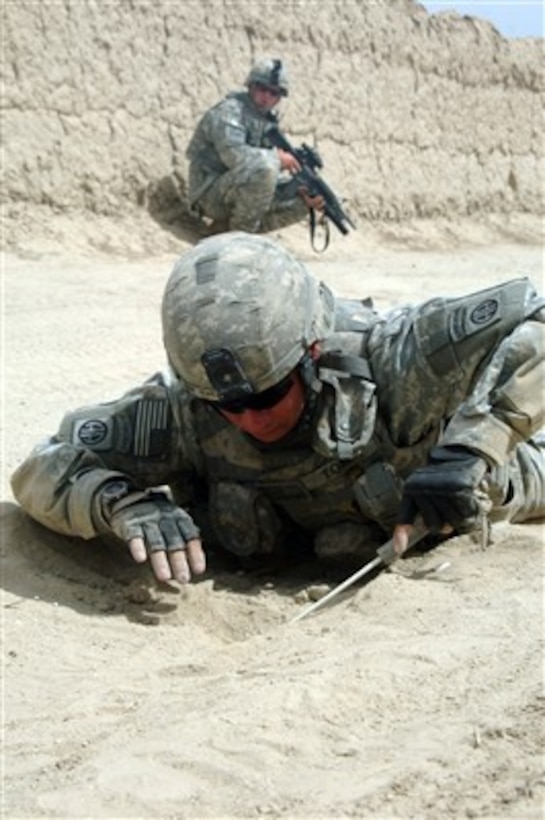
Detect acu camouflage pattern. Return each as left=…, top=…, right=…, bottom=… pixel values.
left=244, top=57, right=290, bottom=97
left=162, top=233, right=335, bottom=400
left=186, top=90, right=307, bottom=232
left=11, top=272, right=545, bottom=561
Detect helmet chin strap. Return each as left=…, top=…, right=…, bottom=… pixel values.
left=299, top=349, right=321, bottom=395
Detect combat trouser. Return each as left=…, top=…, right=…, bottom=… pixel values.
left=488, top=434, right=545, bottom=524
left=197, top=153, right=307, bottom=232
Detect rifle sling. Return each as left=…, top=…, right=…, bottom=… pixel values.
left=309, top=208, right=330, bottom=253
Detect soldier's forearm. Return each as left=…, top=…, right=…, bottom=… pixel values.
left=11, top=440, right=131, bottom=539
left=440, top=320, right=545, bottom=465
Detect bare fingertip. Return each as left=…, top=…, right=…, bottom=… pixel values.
left=130, top=546, right=148, bottom=564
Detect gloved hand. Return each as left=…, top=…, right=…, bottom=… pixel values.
left=104, top=488, right=206, bottom=584
left=399, top=446, right=490, bottom=534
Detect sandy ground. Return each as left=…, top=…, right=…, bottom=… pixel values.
left=1, top=210, right=544, bottom=819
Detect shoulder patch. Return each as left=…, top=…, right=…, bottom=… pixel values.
left=74, top=417, right=113, bottom=450
left=470, top=298, right=499, bottom=326
left=224, top=123, right=246, bottom=144
left=451, top=297, right=501, bottom=343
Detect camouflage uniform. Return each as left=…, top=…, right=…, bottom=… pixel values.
left=11, top=235, right=545, bottom=564
left=186, top=91, right=307, bottom=233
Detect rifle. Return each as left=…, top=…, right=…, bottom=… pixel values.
left=266, top=124, right=356, bottom=252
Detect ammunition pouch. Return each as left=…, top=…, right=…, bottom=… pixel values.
left=208, top=481, right=284, bottom=557
left=313, top=351, right=377, bottom=461
left=353, top=461, right=403, bottom=532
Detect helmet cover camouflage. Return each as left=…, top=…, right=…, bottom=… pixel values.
left=162, top=233, right=335, bottom=401
left=245, top=57, right=289, bottom=97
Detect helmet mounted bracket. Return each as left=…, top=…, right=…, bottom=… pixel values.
left=201, top=348, right=254, bottom=404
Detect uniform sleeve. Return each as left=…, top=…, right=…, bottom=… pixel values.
left=207, top=99, right=281, bottom=172
left=440, top=316, right=545, bottom=464
left=368, top=278, right=545, bottom=467
left=10, top=372, right=203, bottom=540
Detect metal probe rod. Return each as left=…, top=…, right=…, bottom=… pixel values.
left=289, top=525, right=427, bottom=624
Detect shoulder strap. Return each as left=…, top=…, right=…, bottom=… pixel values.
left=318, top=351, right=373, bottom=381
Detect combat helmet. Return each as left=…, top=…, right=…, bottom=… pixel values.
left=162, top=233, right=334, bottom=403
left=245, top=57, right=289, bottom=97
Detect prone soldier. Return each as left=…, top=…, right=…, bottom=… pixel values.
left=11, top=234, right=545, bottom=584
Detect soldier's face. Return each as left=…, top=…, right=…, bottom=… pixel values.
left=250, top=82, right=282, bottom=111
left=219, top=371, right=306, bottom=443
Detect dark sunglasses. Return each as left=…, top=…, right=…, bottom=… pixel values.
left=215, top=374, right=294, bottom=414
left=255, top=82, right=281, bottom=98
